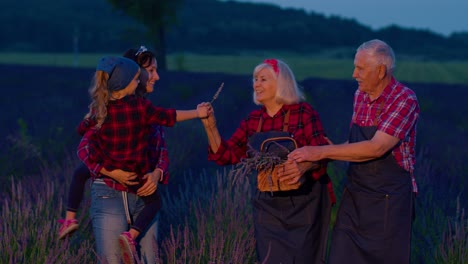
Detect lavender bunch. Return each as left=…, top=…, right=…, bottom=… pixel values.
left=210, top=82, right=224, bottom=104
left=231, top=144, right=287, bottom=182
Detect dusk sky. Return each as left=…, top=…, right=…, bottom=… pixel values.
left=241, top=0, right=468, bottom=36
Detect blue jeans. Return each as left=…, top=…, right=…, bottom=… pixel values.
left=90, top=181, right=159, bottom=264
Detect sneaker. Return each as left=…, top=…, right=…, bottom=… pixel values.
left=118, top=231, right=137, bottom=264
left=58, top=219, right=79, bottom=240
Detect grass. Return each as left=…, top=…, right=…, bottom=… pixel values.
left=2, top=52, right=468, bottom=84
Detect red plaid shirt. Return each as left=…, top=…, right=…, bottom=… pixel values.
left=352, top=77, right=420, bottom=192
left=77, top=95, right=175, bottom=191
left=148, top=125, right=169, bottom=183
left=208, top=102, right=335, bottom=202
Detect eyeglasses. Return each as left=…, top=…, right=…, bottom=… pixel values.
left=135, top=46, right=148, bottom=56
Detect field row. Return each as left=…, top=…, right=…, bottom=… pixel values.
left=1, top=52, right=468, bottom=85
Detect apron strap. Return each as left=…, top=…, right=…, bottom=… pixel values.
left=353, top=99, right=385, bottom=126
left=373, top=100, right=385, bottom=126
left=256, top=109, right=291, bottom=132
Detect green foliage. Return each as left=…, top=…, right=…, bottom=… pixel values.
left=3, top=52, right=468, bottom=84
left=16, top=118, right=30, bottom=142
left=0, top=127, right=45, bottom=178
left=1, top=0, right=468, bottom=60
left=105, top=0, right=184, bottom=69
left=174, top=53, right=187, bottom=72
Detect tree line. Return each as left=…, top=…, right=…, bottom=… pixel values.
left=1, top=0, right=467, bottom=62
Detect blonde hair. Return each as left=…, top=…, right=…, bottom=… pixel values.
left=252, top=59, right=305, bottom=105
left=85, top=71, right=111, bottom=128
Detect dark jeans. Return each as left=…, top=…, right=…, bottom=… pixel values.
left=128, top=183, right=162, bottom=233
left=67, top=163, right=91, bottom=212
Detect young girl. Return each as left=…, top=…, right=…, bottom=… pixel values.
left=58, top=48, right=169, bottom=243
left=78, top=56, right=211, bottom=263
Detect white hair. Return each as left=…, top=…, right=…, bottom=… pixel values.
left=357, top=39, right=396, bottom=74
left=252, top=59, right=305, bottom=105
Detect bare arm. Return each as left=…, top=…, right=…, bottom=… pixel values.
left=201, top=113, right=222, bottom=153
left=289, top=130, right=399, bottom=163
left=176, top=102, right=212, bottom=122
left=176, top=109, right=198, bottom=122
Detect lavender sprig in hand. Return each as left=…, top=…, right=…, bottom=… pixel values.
left=210, top=82, right=224, bottom=104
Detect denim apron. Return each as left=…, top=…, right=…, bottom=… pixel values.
left=249, top=110, right=332, bottom=264
left=329, top=103, right=414, bottom=264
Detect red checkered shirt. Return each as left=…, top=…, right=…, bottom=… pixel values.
left=77, top=95, right=175, bottom=191
left=208, top=102, right=335, bottom=203
left=352, top=77, right=420, bottom=192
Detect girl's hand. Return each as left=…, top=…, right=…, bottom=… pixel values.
left=197, top=102, right=212, bottom=118
left=200, top=109, right=217, bottom=128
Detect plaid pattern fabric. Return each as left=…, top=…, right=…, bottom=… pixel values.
left=208, top=102, right=330, bottom=182
left=77, top=117, right=95, bottom=136
left=148, top=125, right=170, bottom=184
left=77, top=129, right=103, bottom=177
left=77, top=95, right=176, bottom=191
left=352, top=77, right=420, bottom=192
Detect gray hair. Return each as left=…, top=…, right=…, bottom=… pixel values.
left=252, top=59, right=305, bottom=105
left=357, top=39, right=396, bottom=74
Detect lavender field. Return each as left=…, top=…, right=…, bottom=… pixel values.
left=0, top=64, right=467, bottom=263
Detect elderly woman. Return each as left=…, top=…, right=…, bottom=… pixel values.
left=201, top=58, right=335, bottom=264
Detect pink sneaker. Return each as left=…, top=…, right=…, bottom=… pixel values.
left=118, top=231, right=137, bottom=264
left=58, top=219, right=79, bottom=240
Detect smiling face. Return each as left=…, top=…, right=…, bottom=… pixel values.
left=142, top=58, right=159, bottom=93
left=253, top=67, right=277, bottom=105
left=352, top=50, right=387, bottom=98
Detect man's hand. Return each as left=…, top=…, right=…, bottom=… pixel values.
left=288, top=146, right=323, bottom=163
left=277, top=160, right=316, bottom=185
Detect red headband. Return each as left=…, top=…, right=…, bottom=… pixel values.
left=264, top=58, right=279, bottom=75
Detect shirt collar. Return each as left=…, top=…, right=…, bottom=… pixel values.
left=260, top=104, right=289, bottom=119
left=363, top=76, right=397, bottom=104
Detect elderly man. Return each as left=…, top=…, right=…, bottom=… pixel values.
left=288, top=39, right=420, bottom=264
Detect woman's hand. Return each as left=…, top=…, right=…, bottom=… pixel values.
left=200, top=109, right=217, bottom=128
left=277, top=160, right=304, bottom=185
left=137, top=169, right=161, bottom=196
left=101, top=168, right=138, bottom=186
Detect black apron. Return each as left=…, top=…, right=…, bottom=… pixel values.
left=249, top=111, right=332, bottom=264
left=328, top=116, right=414, bottom=263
